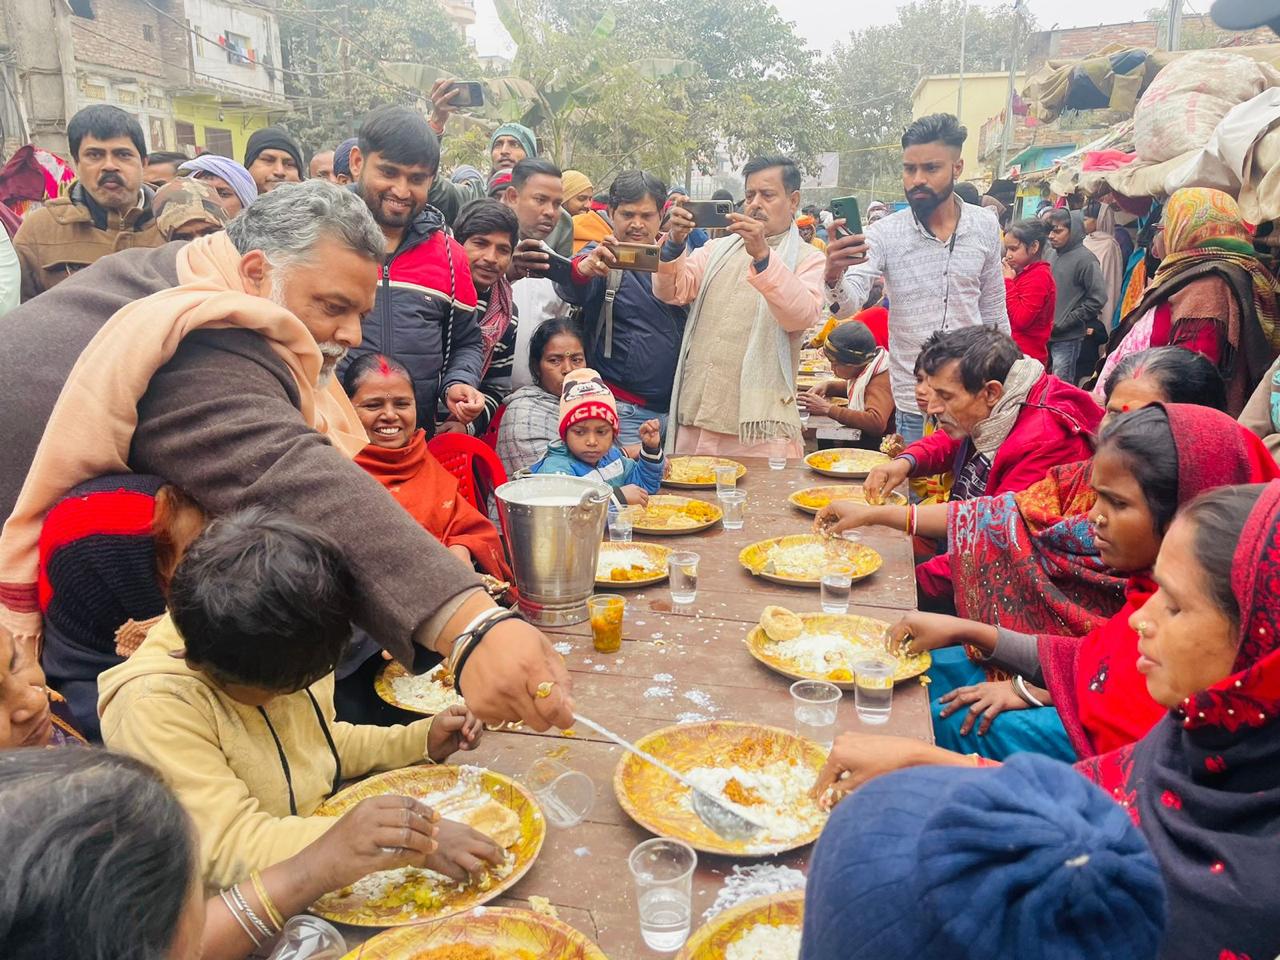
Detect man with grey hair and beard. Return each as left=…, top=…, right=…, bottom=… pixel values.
left=0, top=180, right=574, bottom=733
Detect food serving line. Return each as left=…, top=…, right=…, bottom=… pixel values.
left=337, top=456, right=931, bottom=959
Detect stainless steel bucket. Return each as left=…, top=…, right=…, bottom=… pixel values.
left=496, top=475, right=612, bottom=626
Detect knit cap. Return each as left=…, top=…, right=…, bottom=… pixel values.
left=487, top=169, right=513, bottom=197
left=558, top=368, right=619, bottom=439
left=562, top=169, right=592, bottom=199
left=490, top=122, right=537, bottom=159
left=333, top=137, right=358, bottom=179
left=800, top=752, right=1167, bottom=960
left=244, top=126, right=304, bottom=176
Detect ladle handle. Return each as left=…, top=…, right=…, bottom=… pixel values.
left=572, top=713, right=699, bottom=791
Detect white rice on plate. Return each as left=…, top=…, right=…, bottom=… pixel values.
left=683, top=762, right=824, bottom=849
left=388, top=664, right=463, bottom=714
left=725, top=923, right=803, bottom=960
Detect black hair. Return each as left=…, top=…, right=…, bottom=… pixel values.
left=341, top=352, right=414, bottom=399
left=528, top=317, right=585, bottom=390
left=168, top=507, right=354, bottom=692
left=1106, top=346, right=1228, bottom=412
left=917, top=326, right=1021, bottom=393
left=608, top=170, right=667, bottom=211
left=1182, top=484, right=1267, bottom=627
left=511, top=158, right=562, bottom=190
left=0, top=749, right=195, bottom=960
left=1048, top=208, right=1073, bottom=228
left=67, top=104, right=146, bottom=161
left=954, top=182, right=981, bottom=205
left=454, top=197, right=519, bottom=248
left=144, top=150, right=188, bottom=169
left=742, top=155, right=801, bottom=194
left=1005, top=217, right=1049, bottom=259
left=1084, top=200, right=1102, bottom=219
left=357, top=104, right=440, bottom=174
left=1096, top=405, right=1179, bottom=534
left=901, top=113, right=967, bottom=151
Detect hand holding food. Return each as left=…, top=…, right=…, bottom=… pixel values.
left=812, top=501, right=879, bottom=537
left=887, top=611, right=996, bottom=657
left=861, top=457, right=911, bottom=503
left=301, top=795, right=439, bottom=891
left=811, top=731, right=921, bottom=809
left=424, top=817, right=506, bottom=882
left=426, top=703, right=483, bottom=761
left=620, top=484, right=650, bottom=506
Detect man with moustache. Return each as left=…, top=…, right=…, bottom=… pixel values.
left=309, top=149, right=337, bottom=183
left=13, top=105, right=162, bottom=300
left=824, top=114, right=1007, bottom=443
left=556, top=170, right=688, bottom=443
left=339, top=105, right=486, bottom=428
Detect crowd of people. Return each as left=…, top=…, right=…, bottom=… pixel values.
left=0, top=80, right=1279, bottom=960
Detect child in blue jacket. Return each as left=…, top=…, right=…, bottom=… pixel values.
left=531, top=367, right=664, bottom=505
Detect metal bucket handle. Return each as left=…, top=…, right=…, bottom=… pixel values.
left=573, top=488, right=611, bottom=526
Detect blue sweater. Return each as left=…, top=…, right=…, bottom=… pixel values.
left=530, top=441, right=664, bottom=502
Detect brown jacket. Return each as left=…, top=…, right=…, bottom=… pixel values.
left=828, top=369, right=895, bottom=442
left=13, top=185, right=162, bottom=300
left=0, top=243, right=479, bottom=663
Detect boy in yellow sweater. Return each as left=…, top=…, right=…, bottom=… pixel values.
left=99, top=508, right=503, bottom=891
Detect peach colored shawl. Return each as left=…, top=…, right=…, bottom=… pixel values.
left=0, top=232, right=367, bottom=647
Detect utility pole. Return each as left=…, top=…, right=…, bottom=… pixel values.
left=998, top=0, right=1023, bottom=178
left=1166, top=0, right=1183, bottom=50
left=956, top=0, right=968, bottom=119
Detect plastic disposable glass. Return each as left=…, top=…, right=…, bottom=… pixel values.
left=265, top=916, right=346, bottom=960
left=820, top=562, right=854, bottom=613
left=713, top=464, right=738, bottom=497
left=799, top=404, right=811, bottom=424
left=853, top=652, right=896, bottom=725
left=587, top=594, right=625, bottom=653
left=629, top=838, right=697, bottom=953
left=524, top=757, right=595, bottom=828
left=608, top=511, right=634, bottom=542
left=718, top=490, right=746, bottom=530
left=790, top=679, right=841, bottom=748
left=669, top=551, right=700, bottom=605
left=768, top=455, right=787, bottom=470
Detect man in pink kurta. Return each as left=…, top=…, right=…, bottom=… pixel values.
left=655, top=156, right=825, bottom=458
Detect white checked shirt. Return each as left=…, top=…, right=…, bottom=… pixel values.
left=826, top=199, right=1009, bottom=411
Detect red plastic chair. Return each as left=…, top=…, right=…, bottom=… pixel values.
left=427, top=432, right=510, bottom=512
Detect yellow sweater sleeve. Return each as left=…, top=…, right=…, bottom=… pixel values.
left=313, top=675, right=436, bottom=779
left=101, top=689, right=335, bottom=890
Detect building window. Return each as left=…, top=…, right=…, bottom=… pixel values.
left=176, top=121, right=196, bottom=151
left=142, top=23, right=154, bottom=41
left=204, top=127, right=234, bottom=158
left=223, top=31, right=252, bottom=66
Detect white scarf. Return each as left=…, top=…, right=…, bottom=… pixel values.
left=849, top=348, right=890, bottom=410
left=971, top=357, right=1044, bottom=459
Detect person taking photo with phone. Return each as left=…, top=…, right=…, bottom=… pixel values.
left=824, top=114, right=1008, bottom=445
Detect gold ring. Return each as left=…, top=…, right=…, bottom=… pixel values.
left=535, top=681, right=555, bottom=699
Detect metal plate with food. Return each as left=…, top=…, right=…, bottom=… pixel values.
left=804, top=448, right=891, bottom=479
left=677, top=890, right=804, bottom=960
left=596, top=541, right=671, bottom=587
left=738, top=535, right=882, bottom=587
left=787, top=484, right=907, bottom=515
left=633, top=495, right=722, bottom=536
left=311, top=766, right=545, bottom=927
left=614, top=721, right=828, bottom=856
left=662, top=456, right=747, bottom=489
left=374, top=661, right=464, bottom=716
left=342, top=905, right=609, bottom=959
left=746, top=610, right=931, bottom=688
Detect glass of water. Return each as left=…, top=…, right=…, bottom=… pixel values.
left=718, top=489, right=746, bottom=530
left=524, top=757, right=595, bottom=829
left=713, top=464, right=738, bottom=497
left=608, top=509, right=634, bottom=542
left=669, top=551, right=699, bottom=605
left=790, top=679, right=841, bottom=748
left=820, top=561, right=854, bottom=613
left=853, top=652, right=896, bottom=726
left=768, top=454, right=787, bottom=470
left=629, top=837, right=696, bottom=953
left=798, top=400, right=811, bottom=425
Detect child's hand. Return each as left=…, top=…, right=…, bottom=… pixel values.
left=427, top=704, right=483, bottom=762
left=620, top=484, right=650, bottom=507
left=638, top=418, right=662, bottom=451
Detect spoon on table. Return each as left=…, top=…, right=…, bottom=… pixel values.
left=572, top=713, right=765, bottom=843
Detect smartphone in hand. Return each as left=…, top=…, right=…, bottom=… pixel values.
left=539, top=242, right=576, bottom=285
left=614, top=242, right=660, bottom=272
left=829, top=196, right=862, bottom=239
left=447, top=81, right=485, bottom=108
left=683, top=200, right=733, bottom=229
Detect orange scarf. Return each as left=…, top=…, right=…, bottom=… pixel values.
left=0, top=232, right=368, bottom=646
left=354, top=430, right=512, bottom=582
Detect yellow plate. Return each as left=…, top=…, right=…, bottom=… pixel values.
left=738, top=534, right=882, bottom=587
left=662, top=456, right=748, bottom=490
left=342, top=906, right=609, bottom=959
left=745, top=611, right=931, bottom=688
left=677, top=890, right=804, bottom=960
left=614, top=721, right=828, bottom=856
left=805, top=448, right=890, bottom=479
left=788, top=484, right=907, bottom=515
left=595, top=541, right=671, bottom=588
left=796, top=375, right=824, bottom=390
left=374, top=661, right=464, bottom=716
left=633, top=495, right=722, bottom=536
left=829, top=397, right=849, bottom=407
left=311, top=767, right=545, bottom=927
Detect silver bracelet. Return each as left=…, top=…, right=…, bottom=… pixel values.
left=220, top=889, right=263, bottom=948
left=229, top=883, right=277, bottom=940
left=1012, top=675, right=1046, bottom=708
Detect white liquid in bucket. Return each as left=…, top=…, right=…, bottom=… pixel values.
left=508, top=494, right=582, bottom=506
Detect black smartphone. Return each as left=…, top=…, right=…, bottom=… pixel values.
left=614, top=241, right=660, bottom=272
left=684, top=200, right=733, bottom=229
left=539, top=242, right=575, bottom=285
left=448, top=81, right=485, bottom=109
left=829, top=196, right=862, bottom=238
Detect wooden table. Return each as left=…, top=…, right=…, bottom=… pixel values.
left=343, top=457, right=928, bottom=958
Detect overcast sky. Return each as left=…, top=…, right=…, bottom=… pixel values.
left=470, top=0, right=1169, bottom=57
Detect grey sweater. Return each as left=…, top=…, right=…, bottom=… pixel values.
left=1048, top=212, right=1107, bottom=343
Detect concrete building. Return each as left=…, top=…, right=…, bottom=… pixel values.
left=911, top=71, right=1026, bottom=177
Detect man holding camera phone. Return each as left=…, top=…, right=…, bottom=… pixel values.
left=654, top=155, right=825, bottom=458
left=824, top=114, right=1007, bottom=444
left=555, top=171, right=688, bottom=444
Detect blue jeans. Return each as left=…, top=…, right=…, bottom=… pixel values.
left=616, top=401, right=669, bottom=446
left=1048, top=339, right=1082, bottom=382
left=896, top=410, right=925, bottom=445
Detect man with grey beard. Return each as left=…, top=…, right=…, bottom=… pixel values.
left=0, top=180, right=575, bottom=734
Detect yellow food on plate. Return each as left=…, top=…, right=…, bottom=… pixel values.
left=410, top=948, right=537, bottom=960
left=528, top=896, right=559, bottom=918
left=747, top=612, right=931, bottom=686
left=805, top=449, right=890, bottom=475
left=760, top=606, right=803, bottom=643
left=635, top=496, right=722, bottom=531
left=789, top=485, right=905, bottom=513
left=741, top=536, right=881, bottom=582
left=666, top=456, right=745, bottom=485
left=596, top=544, right=668, bottom=583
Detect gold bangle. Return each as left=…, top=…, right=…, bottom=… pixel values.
left=248, top=870, right=284, bottom=930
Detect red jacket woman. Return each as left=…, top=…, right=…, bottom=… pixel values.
left=1002, top=219, right=1056, bottom=363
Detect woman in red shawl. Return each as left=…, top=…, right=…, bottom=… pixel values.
left=815, top=481, right=1280, bottom=960
left=343, top=353, right=511, bottom=583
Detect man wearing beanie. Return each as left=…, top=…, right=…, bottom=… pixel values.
left=332, top=137, right=358, bottom=185
left=529, top=368, right=664, bottom=505
left=243, top=126, right=304, bottom=194
left=801, top=752, right=1167, bottom=960
left=561, top=170, right=593, bottom=216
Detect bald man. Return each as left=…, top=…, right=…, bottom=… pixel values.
left=309, top=149, right=336, bottom=183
